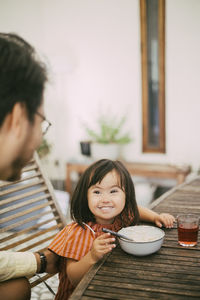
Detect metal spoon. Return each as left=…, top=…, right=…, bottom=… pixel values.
left=102, top=228, right=134, bottom=242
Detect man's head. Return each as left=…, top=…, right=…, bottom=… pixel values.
left=0, top=33, right=48, bottom=181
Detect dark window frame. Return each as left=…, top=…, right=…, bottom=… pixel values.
left=140, top=0, right=165, bottom=153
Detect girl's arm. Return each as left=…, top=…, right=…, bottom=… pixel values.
left=138, top=206, right=175, bottom=228
left=66, top=233, right=115, bottom=287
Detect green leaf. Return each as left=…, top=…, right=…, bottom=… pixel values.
left=84, top=114, right=132, bottom=144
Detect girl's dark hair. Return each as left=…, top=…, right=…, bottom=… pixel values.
left=0, top=32, right=48, bottom=126
left=70, top=159, right=139, bottom=227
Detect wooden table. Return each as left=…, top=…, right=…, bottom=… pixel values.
left=70, top=176, right=200, bottom=299
left=66, top=161, right=191, bottom=196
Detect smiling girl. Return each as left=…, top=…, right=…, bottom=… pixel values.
left=48, top=159, right=175, bottom=300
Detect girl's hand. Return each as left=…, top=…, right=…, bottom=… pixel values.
left=66, top=233, right=115, bottom=287
left=90, top=233, right=116, bottom=263
left=154, top=213, right=175, bottom=228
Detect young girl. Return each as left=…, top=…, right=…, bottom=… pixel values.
left=49, top=159, right=175, bottom=299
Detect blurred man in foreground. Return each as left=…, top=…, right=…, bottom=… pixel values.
left=0, top=33, right=57, bottom=300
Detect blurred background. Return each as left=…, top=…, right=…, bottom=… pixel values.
left=0, top=0, right=200, bottom=206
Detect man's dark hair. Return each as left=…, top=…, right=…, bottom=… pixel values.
left=70, top=159, right=140, bottom=228
left=0, top=32, right=48, bottom=126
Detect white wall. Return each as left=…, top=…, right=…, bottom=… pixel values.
left=0, top=0, right=200, bottom=179
left=166, top=0, right=200, bottom=168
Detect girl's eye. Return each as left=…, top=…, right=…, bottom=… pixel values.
left=93, top=190, right=100, bottom=194
left=110, top=189, right=118, bottom=193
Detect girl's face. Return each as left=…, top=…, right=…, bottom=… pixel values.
left=87, top=170, right=126, bottom=224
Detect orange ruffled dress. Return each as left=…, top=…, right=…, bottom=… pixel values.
left=48, top=216, right=133, bottom=300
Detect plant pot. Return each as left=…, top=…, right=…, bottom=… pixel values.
left=80, top=141, right=91, bottom=156
left=91, top=143, right=120, bottom=161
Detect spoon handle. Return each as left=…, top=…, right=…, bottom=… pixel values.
left=102, top=228, right=133, bottom=241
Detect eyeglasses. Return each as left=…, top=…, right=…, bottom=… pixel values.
left=36, top=111, right=52, bottom=135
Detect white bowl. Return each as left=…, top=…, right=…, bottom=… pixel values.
left=118, top=225, right=165, bottom=256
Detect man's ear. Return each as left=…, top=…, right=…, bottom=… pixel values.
left=7, top=102, right=27, bottom=138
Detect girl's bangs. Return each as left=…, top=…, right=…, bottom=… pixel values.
left=88, top=163, right=125, bottom=191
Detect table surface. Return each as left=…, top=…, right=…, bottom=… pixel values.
left=70, top=176, right=200, bottom=300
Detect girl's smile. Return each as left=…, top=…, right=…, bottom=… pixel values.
left=97, top=205, right=114, bottom=214
left=87, top=170, right=126, bottom=224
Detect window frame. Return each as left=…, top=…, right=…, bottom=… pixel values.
left=140, top=0, right=166, bottom=153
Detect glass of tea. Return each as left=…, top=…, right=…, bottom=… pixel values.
left=177, top=214, right=199, bottom=247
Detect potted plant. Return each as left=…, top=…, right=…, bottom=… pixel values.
left=37, top=138, right=52, bottom=159
left=84, top=114, right=132, bottom=160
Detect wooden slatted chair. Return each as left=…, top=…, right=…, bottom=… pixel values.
left=0, top=152, right=67, bottom=288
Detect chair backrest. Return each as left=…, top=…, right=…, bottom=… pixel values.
left=0, top=152, right=67, bottom=287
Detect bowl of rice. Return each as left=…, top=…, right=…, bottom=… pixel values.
left=117, top=225, right=165, bottom=256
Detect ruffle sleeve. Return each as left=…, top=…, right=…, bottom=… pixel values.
left=48, top=222, right=94, bottom=261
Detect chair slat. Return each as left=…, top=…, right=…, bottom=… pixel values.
left=0, top=208, right=57, bottom=232
left=0, top=224, right=62, bottom=250
left=0, top=201, right=54, bottom=224
left=0, top=172, right=42, bottom=189
left=0, top=152, right=67, bottom=288
left=0, top=186, right=48, bottom=206
left=0, top=186, right=47, bottom=207
left=0, top=216, right=60, bottom=244
left=20, top=163, right=38, bottom=174
left=0, top=193, right=51, bottom=214
left=30, top=274, right=56, bottom=288
left=18, top=230, right=62, bottom=252
left=0, top=179, right=45, bottom=197
left=0, top=164, right=38, bottom=189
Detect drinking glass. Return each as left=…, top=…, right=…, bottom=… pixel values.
left=177, top=214, right=199, bottom=247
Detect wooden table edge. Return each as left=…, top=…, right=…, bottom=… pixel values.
left=69, top=253, right=110, bottom=300
left=149, top=175, right=200, bottom=210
